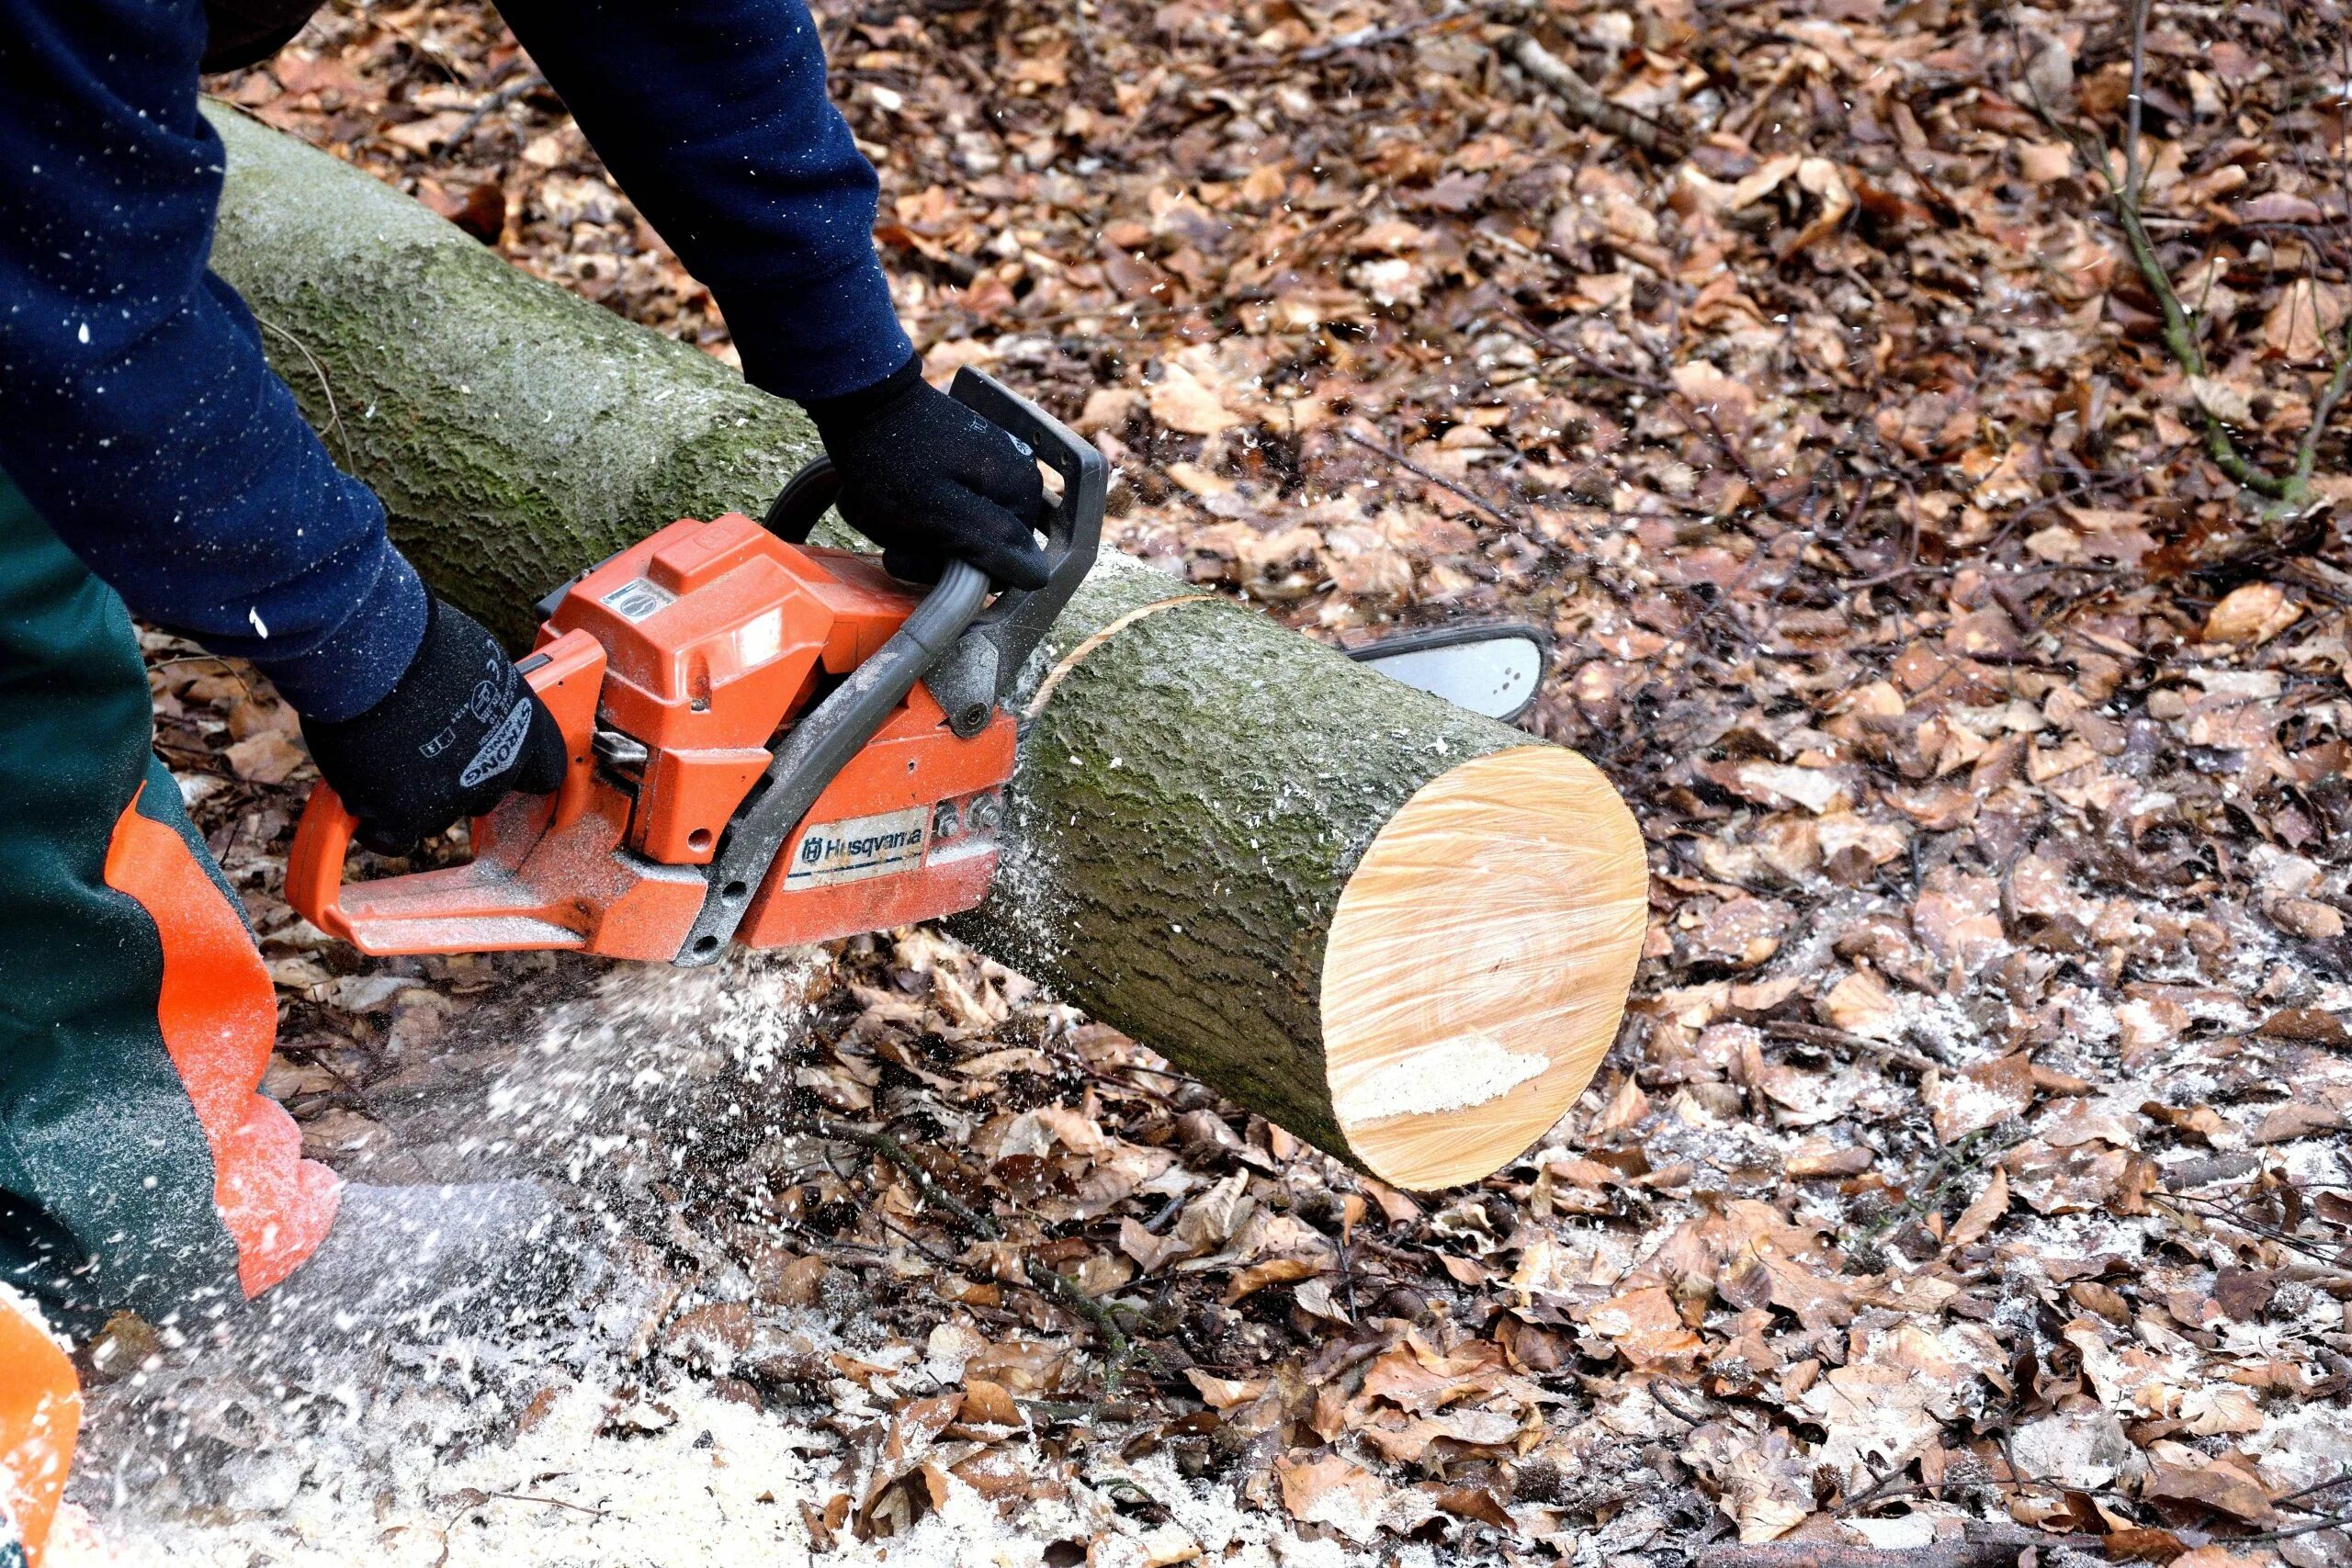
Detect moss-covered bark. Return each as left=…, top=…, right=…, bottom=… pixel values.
left=206, top=103, right=817, bottom=648
left=206, top=106, right=1595, bottom=1185
left=956, top=589, right=1525, bottom=1157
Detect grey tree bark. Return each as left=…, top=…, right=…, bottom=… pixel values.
left=205, top=103, right=1646, bottom=1190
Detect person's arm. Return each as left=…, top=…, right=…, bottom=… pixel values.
left=0, top=0, right=424, bottom=722
left=0, top=0, right=566, bottom=850
left=495, top=0, right=1051, bottom=589
left=492, top=0, right=911, bottom=404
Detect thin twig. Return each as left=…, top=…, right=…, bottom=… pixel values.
left=253, top=313, right=350, bottom=467
left=447, top=70, right=546, bottom=151
left=1696, top=1526, right=2105, bottom=1568
left=1340, top=428, right=1524, bottom=527
left=2122, top=0, right=2150, bottom=202
left=1504, top=32, right=1688, bottom=157
left=809, top=1117, right=1142, bottom=1383
left=2293, top=321, right=2352, bottom=493
left=1297, top=0, right=1472, bottom=62
left=482, top=1492, right=608, bottom=1520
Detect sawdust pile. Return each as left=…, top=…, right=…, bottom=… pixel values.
left=72, top=0, right=2352, bottom=1561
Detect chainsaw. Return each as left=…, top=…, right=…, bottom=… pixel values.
left=286, top=370, right=1103, bottom=968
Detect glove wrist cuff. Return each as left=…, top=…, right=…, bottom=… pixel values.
left=308, top=594, right=446, bottom=738
left=800, top=353, right=923, bottom=442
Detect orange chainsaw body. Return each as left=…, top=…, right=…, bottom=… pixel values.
left=286, top=511, right=1014, bottom=959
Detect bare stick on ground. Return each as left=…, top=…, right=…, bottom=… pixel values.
left=1504, top=32, right=1688, bottom=158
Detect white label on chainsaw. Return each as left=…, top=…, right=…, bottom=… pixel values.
left=736, top=607, right=784, bottom=670
left=785, top=807, right=929, bottom=888
left=602, top=577, right=676, bottom=623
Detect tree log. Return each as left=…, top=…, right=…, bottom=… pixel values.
left=204, top=103, right=1647, bottom=1190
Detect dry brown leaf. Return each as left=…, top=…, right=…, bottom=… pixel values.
left=1593, top=1073, right=1652, bottom=1135
left=1275, top=1454, right=1391, bottom=1544
left=2260, top=279, right=2348, bottom=361
left=1945, top=1167, right=2010, bottom=1249
left=2143, top=1461, right=2277, bottom=1526
left=2202, top=582, right=2301, bottom=646
left=1583, top=1285, right=1706, bottom=1368
left=1928, top=1055, right=2036, bottom=1143
left=1819, top=969, right=1902, bottom=1041
left=1118, top=1216, right=1193, bottom=1273
left=223, top=730, right=307, bottom=784
left=1220, top=1255, right=1324, bottom=1304
left=957, top=1379, right=1023, bottom=1427
left=1147, top=361, right=1243, bottom=435
left=1183, top=1369, right=1265, bottom=1409
left=2249, top=1102, right=2342, bottom=1144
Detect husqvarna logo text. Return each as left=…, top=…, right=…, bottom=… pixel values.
left=783, top=807, right=931, bottom=889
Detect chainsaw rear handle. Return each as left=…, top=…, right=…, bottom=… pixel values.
left=287, top=630, right=605, bottom=949
left=763, top=367, right=1104, bottom=736
left=287, top=786, right=365, bottom=945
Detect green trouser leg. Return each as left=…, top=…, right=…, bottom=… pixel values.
left=0, top=468, right=245, bottom=1331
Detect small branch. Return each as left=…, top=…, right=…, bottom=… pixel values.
left=2108, top=193, right=2291, bottom=499
left=482, top=1492, right=608, bottom=1520
left=1762, top=1020, right=1940, bottom=1077
left=1500, top=306, right=1673, bottom=394
left=1340, top=428, right=1524, bottom=528
left=1298, top=0, right=1474, bottom=62
left=253, top=313, right=350, bottom=468
left=1020, top=1258, right=1138, bottom=1383
left=447, top=71, right=546, bottom=152
left=813, top=1116, right=998, bottom=1236
left=2122, top=0, right=2151, bottom=200
left=1503, top=32, right=1688, bottom=158
left=2293, top=321, right=2352, bottom=494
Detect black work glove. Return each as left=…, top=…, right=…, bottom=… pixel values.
left=802, top=356, right=1051, bottom=590
left=301, top=597, right=568, bottom=854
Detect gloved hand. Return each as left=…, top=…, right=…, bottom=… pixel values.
left=802, top=356, right=1050, bottom=590
left=300, top=597, right=568, bottom=854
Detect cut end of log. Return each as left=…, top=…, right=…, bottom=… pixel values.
left=1319, top=746, right=1648, bottom=1190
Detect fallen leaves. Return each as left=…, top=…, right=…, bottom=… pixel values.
left=169, top=0, right=2352, bottom=1558
left=2143, top=1460, right=2277, bottom=1528
left=1275, top=1453, right=1390, bottom=1543
left=1927, top=1055, right=2036, bottom=1144
left=223, top=728, right=308, bottom=784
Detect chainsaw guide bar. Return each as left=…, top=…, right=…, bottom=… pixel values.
left=287, top=370, right=1104, bottom=965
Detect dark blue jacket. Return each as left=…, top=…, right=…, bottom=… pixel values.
left=0, top=0, right=910, bottom=719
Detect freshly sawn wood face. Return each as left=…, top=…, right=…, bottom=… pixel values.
left=1321, top=748, right=1647, bottom=1190
left=206, top=104, right=1651, bottom=1190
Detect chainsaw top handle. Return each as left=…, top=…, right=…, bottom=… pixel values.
left=763, top=367, right=1105, bottom=738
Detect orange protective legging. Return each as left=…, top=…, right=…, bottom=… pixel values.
left=0, top=1293, right=78, bottom=1567
left=103, top=784, right=342, bottom=1300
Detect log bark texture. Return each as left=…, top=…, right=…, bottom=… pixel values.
left=205, top=103, right=1647, bottom=1190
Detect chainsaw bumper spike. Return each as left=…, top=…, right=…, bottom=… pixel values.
left=287, top=370, right=1102, bottom=964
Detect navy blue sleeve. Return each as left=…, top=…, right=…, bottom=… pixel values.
left=493, top=0, right=915, bottom=403
left=0, top=0, right=427, bottom=723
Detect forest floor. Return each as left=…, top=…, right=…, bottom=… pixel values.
left=55, top=0, right=2352, bottom=1562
